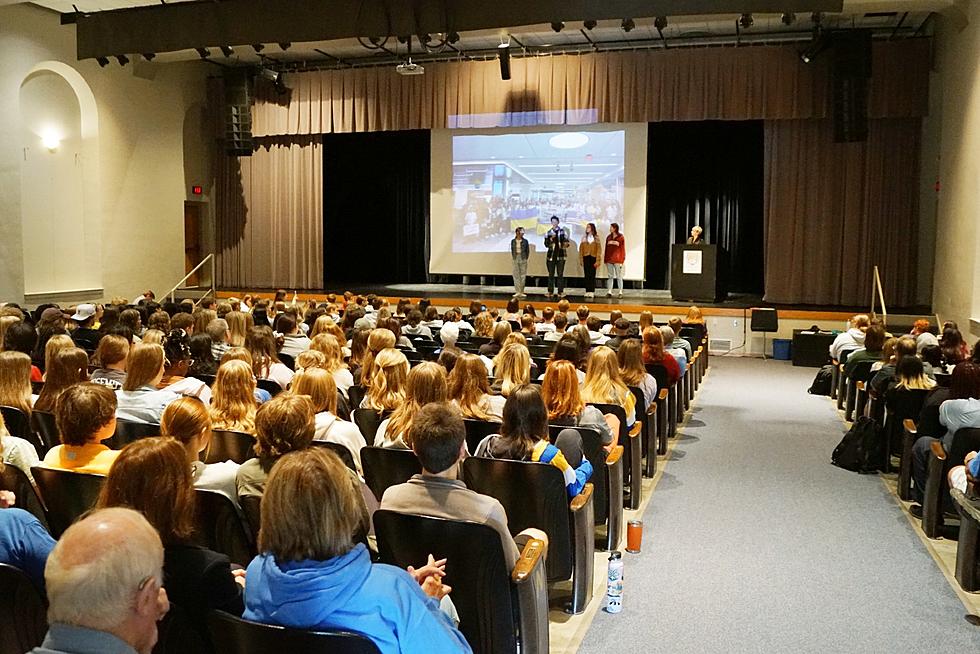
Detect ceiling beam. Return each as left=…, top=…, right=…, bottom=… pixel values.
left=73, top=0, right=843, bottom=59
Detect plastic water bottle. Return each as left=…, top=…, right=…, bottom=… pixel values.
left=605, top=551, right=623, bottom=613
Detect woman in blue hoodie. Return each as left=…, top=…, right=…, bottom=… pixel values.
left=243, top=447, right=471, bottom=654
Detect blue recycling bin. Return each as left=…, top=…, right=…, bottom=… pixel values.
left=772, top=338, right=792, bottom=360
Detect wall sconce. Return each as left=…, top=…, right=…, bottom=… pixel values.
left=40, top=130, right=61, bottom=152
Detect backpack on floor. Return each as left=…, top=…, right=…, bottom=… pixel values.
left=808, top=364, right=834, bottom=396
left=832, top=416, right=884, bottom=473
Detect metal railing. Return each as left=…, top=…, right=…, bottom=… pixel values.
left=166, top=254, right=215, bottom=304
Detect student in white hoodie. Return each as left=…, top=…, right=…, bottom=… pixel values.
left=829, top=314, right=870, bottom=361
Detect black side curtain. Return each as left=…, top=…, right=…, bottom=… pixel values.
left=644, top=121, right=765, bottom=294
left=322, top=130, right=430, bottom=285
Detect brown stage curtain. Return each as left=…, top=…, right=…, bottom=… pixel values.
left=252, top=40, right=930, bottom=137
left=214, top=136, right=323, bottom=289
left=763, top=118, right=921, bottom=307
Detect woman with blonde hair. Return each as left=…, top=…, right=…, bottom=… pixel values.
left=357, top=328, right=397, bottom=388
left=447, top=354, right=503, bottom=422
left=375, top=362, right=448, bottom=449
left=479, top=321, right=511, bottom=358
left=210, top=360, right=259, bottom=433
left=224, top=311, right=250, bottom=348
left=894, top=356, right=937, bottom=391
left=34, top=347, right=90, bottom=413
left=193, top=309, right=218, bottom=337
left=491, top=343, right=531, bottom=398
left=291, top=368, right=365, bottom=468
left=161, top=396, right=239, bottom=505
left=360, top=348, right=409, bottom=412
left=685, top=305, right=705, bottom=324
left=541, top=359, right=617, bottom=448
left=43, top=334, right=74, bottom=381
left=473, top=312, right=494, bottom=339
left=116, top=342, right=180, bottom=424
left=617, top=338, right=658, bottom=408
left=246, top=326, right=294, bottom=389
left=294, top=349, right=327, bottom=373
left=310, top=333, right=354, bottom=398
left=0, top=315, right=20, bottom=352
left=0, top=351, right=35, bottom=417
left=581, top=346, right=636, bottom=426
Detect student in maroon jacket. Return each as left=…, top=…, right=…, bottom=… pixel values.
left=604, top=223, right=626, bottom=298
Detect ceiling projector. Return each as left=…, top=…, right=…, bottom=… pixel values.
left=396, top=60, right=424, bottom=76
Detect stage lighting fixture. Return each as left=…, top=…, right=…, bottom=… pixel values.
left=448, top=31, right=460, bottom=44
left=252, top=44, right=265, bottom=53
left=196, top=47, right=210, bottom=59
left=96, top=56, right=110, bottom=67
left=142, top=53, right=155, bottom=61
left=798, top=30, right=829, bottom=64
left=551, top=21, right=564, bottom=33
left=258, top=67, right=279, bottom=82
left=654, top=16, right=668, bottom=30
left=115, top=54, right=129, bottom=66
left=220, top=46, right=234, bottom=58
left=583, top=19, right=597, bottom=30
left=621, top=18, right=635, bottom=32
left=498, top=42, right=511, bottom=80
left=278, top=42, right=291, bottom=51
left=781, top=12, right=796, bottom=25
left=739, top=13, right=754, bottom=29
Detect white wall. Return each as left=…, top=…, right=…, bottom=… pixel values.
left=0, top=3, right=211, bottom=305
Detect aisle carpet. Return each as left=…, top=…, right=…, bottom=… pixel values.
left=578, top=357, right=980, bottom=653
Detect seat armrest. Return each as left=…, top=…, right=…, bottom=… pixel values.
left=570, top=483, right=594, bottom=512
left=605, top=444, right=624, bottom=465
left=647, top=403, right=657, bottom=415
left=629, top=421, right=642, bottom=438
left=931, top=440, right=947, bottom=461
left=512, top=538, right=548, bottom=584
left=856, top=381, right=866, bottom=391
left=903, top=419, right=916, bottom=435
left=658, top=389, right=669, bottom=401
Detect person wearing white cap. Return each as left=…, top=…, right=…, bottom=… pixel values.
left=70, top=304, right=102, bottom=351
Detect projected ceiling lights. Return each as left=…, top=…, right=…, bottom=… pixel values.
left=549, top=133, right=590, bottom=149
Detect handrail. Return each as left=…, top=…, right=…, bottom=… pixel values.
left=193, top=287, right=216, bottom=309
left=167, top=253, right=215, bottom=303
left=870, top=265, right=887, bottom=325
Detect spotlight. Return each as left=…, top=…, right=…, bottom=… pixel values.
left=798, top=29, right=829, bottom=64
left=781, top=12, right=796, bottom=25
left=448, top=31, right=460, bottom=44
left=583, top=19, right=597, bottom=30
left=278, top=42, right=291, bottom=51
left=196, top=47, right=210, bottom=59
left=115, top=54, right=129, bottom=66
left=258, top=67, right=279, bottom=83
left=498, top=42, right=511, bottom=81
left=96, top=56, right=110, bottom=67
left=220, top=46, right=234, bottom=58
left=739, top=13, right=753, bottom=29
left=550, top=21, right=564, bottom=33
left=654, top=16, right=668, bottom=31
left=141, top=53, right=155, bottom=61
left=274, top=74, right=288, bottom=95
left=621, top=18, right=635, bottom=32
left=252, top=44, right=265, bottom=53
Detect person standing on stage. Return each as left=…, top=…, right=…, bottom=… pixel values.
left=579, top=222, right=602, bottom=299
left=604, top=222, right=625, bottom=298
left=687, top=225, right=704, bottom=244
left=510, top=227, right=529, bottom=299
left=544, top=216, right=569, bottom=300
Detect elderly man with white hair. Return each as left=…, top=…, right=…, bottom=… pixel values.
left=31, top=507, right=170, bottom=654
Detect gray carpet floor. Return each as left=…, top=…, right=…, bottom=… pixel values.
left=578, top=357, right=980, bottom=653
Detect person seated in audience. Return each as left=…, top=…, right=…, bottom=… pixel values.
left=251, top=304, right=272, bottom=329
left=206, top=318, right=232, bottom=360
left=684, top=305, right=705, bottom=324
left=402, top=309, right=433, bottom=340
left=31, top=507, right=169, bottom=654
left=158, top=330, right=210, bottom=403
left=642, top=327, right=680, bottom=386
left=546, top=335, right=586, bottom=381
left=948, top=448, right=979, bottom=496
left=376, top=362, right=448, bottom=449
left=115, top=343, right=179, bottom=424
left=119, top=308, right=144, bottom=343
left=69, top=304, right=102, bottom=351
left=479, top=321, right=511, bottom=358
left=542, top=359, right=617, bottom=448
left=361, top=348, right=410, bottom=412
left=920, top=344, right=944, bottom=373
left=581, top=346, right=636, bottom=427
left=242, top=446, right=469, bottom=653
left=0, top=501, right=55, bottom=593
left=586, top=316, right=609, bottom=345
left=569, top=325, right=594, bottom=362
left=187, top=333, right=218, bottom=379
left=294, top=349, right=327, bottom=373
left=421, top=305, right=444, bottom=331
left=378, top=316, right=415, bottom=351
left=436, top=348, right=460, bottom=375
left=34, top=347, right=89, bottom=413
left=42, top=382, right=120, bottom=475
left=226, top=311, right=253, bottom=348
left=0, top=402, right=40, bottom=483
left=869, top=336, right=932, bottom=395
left=89, top=335, right=130, bottom=391
left=666, top=317, right=693, bottom=359
left=909, top=318, right=939, bottom=354
left=276, top=313, right=311, bottom=359
left=246, top=326, right=294, bottom=390
left=600, top=310, right=623, bottom=336
left=519, top=313, right=543, bottom=346
left=355, top=328, right=397, bottom=387
left=147, top=310, right=170, bottom=335
left=291, top=368, right=365, bottom=469
left=637, top=310, right=654, bottom=336
left=237, top=394, right=315, bottom=498
left=603, top=318, right=632, bottom=351
left=468, top=311, right=491, bottom=339
left=447, top=354, right=503, bottom=423
left=502, top=298, right=521, bottom=323
left=444, top=308, right=474, bottom=335
left=43, top=334, right=75, bottom=381
left=437, top=322, right=461, bottom=354
left=210, top=359, right=259, bottom=433
left=33, top=307, right=69, bottom=371
left=161, top=396, right=239, bottom=505
left=872, top=336, right=898, bottom=373
left=381, top=402, right=548, bottom=569
left=491, top=343, right=531, bottom=398
left=96, top=438, right=244, bottom=638
left=475, top=385, right=593, bottom=498
left=543, top=312, right=568, bottom=343
left=310, top=333, right=354, bottom=398
left=828, top=314, right=870, bottom=362
left=659, top=325, right=688, bottom=376
left=140, top=329, right=165, bottom=346
left=171, top=311, right=195, bottom=336
left=0, top=317, right=21, bottom=354
left=618, top=339, right=658, bottom=409
left=940, top=326, right=970, bottom=367
left=910, top=361, right=980, bottom=512
left=4, top=321, right=43, bottom=382
left=0, top=350, right=36, bottom=415
left=537, top=307, right=557, bottom=334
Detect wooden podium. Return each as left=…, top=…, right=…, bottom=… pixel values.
left=670, top=244, right=727, bottom=303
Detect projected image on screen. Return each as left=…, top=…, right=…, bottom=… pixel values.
left=452, top=130, right=625, bottom=254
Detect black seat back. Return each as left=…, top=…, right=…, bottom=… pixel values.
left=0, top=465, right=49, bottom=532
left=30, top=467, right=105, bottom=538
left=205, top=430, right=256, bottom=464
left=197, top=374, right=216, bottom=387
left=644, top=364, right=670, bottom=391
left=29, top=410, right=59, bottom=456
left=847, top=360, right=876, bottom=381
left=463, top=419, right=500, bottom=455
left=193, top=489, right=255, bottom=567
left=107, top=420, right=160, bottom=450
left=884, top=387, right=930, bottom=421
left=347, top=386, right=366, bottom=410
left=239, top=494, right=262, bottom=544
left=352, top=409, right=385, bottom=444
left=153, top=602, right=211, bottom=654
left=0, top=406, right=44, bottom=455
left=256, top=379, right=282, bottom=397
left=548, top=425, right=607, bottom=525
left=335, top=391, right=351, bottom=421
left=207, top=610, right=382, bottom=654
left=462, top=457, right=572, bottom=581
left=374, top=510, right=515, bottom=654
left=0, top=563, right=47, bottom=654
left=311, top=441, right=357, bottom=472
left=277, top=353, right=295, bottom=371
left=360, top=447, right=421, bottom=502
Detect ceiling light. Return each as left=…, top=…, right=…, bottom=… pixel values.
left=781, top=12, right=796, bottom=25
left=115, top=54, right=129, bottom=66
left=40, top=129, right=60, bottom=152
left=96, top=56, right=109, bottom=67
left=498, top=42, right=511, bottom=81
left=252, top=44, right=265, bottom=53
left=258, top=67, right=279, bottom=83
left=654, top=16, right=668, bottom=30
left=584, top=20, right=597, bottom=30
left=196, top=47, right=210, bottom=59
left=551, top=21, right=564, bottom=33
left=220, top=46, right=234, bottom=57
left=739, top=14, right=754, bottom=29
left=549, top=133, right=590, bottom=149
left=142, top=53, right=155, bottom=61
left=621, top=18, right=635, bottom=33
left=278, top=42, right=291, bottom=51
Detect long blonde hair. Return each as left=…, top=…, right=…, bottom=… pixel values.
left=617, top=339, right=647, bottom=387
left=44, top=334, right=75, bottom=376
left=0, top=351, right=34, bottom=417
left=224, top=311, right=250, bottom=348
left=492, top=343, right=530, bottom=398
left=123, top=343, right=165, bottom=391
left=362, top=348, right=409, bottom=412
left=386, top=362, right=447, bottom=445
left=447, top=354, right=493, bottom=420
left=541, top=359, right=584, bottom=420
left=294, top=350, right=327, bottom=373
left=210, top=359, right=258, bottom=433
left=310, top=334, right=346, bottom=374
left=581, top=346, right=630, bottom=406
left=360, top=329, right=396, bottom=388
left=473, top=312, right=494, bottom=338
left=290, top=368, right=338, bottom=415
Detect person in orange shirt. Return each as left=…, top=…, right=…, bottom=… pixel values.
left=42, top=382, right=120, bottom=475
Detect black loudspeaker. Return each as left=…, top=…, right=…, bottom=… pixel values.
left=224, top=70, right=253, bottom=156
left=751, top=308, right=779, bottom=332
left=498, top=45, right=511, bottom=81
left=831, top=31, right=872, bottom=143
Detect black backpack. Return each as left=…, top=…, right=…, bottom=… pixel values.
left=832, top=417, right=885, bottom=473
left=808, top=364, right=834, bottom=396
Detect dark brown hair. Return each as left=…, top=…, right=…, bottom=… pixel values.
left=55, top=382, right=117, bottom=446
left=409, top=402, right=465, bottom=474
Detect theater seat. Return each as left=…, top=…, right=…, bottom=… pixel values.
left=207, top=610, right=381, bottom=654
left=205, top=430, right=256, bottom=464
left=193, top=489, right=255, bottom=567
left=107, top=420, right=160, bottom=450
left=0, top=406, right=45, bottom=456
left=922, top=428, right=980, bottom=539
left=589, top=402, right=642, bottom=510
left=0, top=465, right=48, bottom=532
left=352, top=409, right=386, bottom=444
left=951, top=488, right=979, bottom=592
left=360, top=446, right=422, bottom=502
left=30, top=467, right=105, bottom=538
left=0, top=563, right=47, bottom=654
left=29, top=410, right=59, bottom=457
